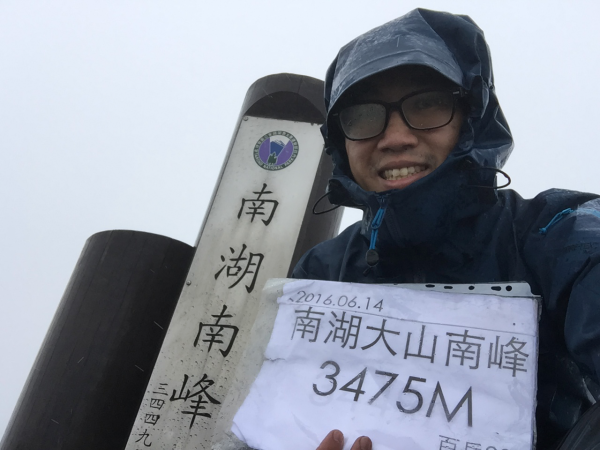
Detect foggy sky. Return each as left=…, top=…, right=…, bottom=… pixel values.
left=2, top=0, right=599, bottom=437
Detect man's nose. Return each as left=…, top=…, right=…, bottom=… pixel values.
left=377, top=110, right=418, bottom=149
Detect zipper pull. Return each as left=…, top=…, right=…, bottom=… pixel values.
left=365, top=194, right=389, bottom=268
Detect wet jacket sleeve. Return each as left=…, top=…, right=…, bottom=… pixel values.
left=523, top=196, right=600, bottom=384
left=291, top=222, right=366, bottom=282
left=291, top=244, right=330, bottom=280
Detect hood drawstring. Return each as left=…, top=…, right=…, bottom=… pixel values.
left=365, top=194, right=389, bottom=269
left=538, top=207, right=600, bottom=235
left=539, top=208, right=574, bottom=235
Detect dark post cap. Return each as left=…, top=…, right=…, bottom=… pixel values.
left=241, top=73, right=326, bottom=123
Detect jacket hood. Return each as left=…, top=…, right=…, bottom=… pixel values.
left=321, top=9, right=514, bottom=261
left=323, top=8, right=513, bottom=208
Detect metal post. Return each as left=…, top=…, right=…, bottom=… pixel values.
left=1, top=231, right=194, bottom=450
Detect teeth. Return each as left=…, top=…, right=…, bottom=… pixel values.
left=383, top=166, right=425, bottom=180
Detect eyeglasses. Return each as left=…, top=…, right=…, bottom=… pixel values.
left=334, top=89, right=464, bottom=141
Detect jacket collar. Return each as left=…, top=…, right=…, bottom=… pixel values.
left=330, top=157, right=499, bottom=254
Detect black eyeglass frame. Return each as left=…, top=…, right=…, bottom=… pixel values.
left=332, top=88, right=466, bottom=141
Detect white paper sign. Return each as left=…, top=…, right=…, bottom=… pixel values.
left=232, top=279, right=539, bottom=450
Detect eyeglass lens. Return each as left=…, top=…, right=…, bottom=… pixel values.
left=339, top=91, right=455, bottom=140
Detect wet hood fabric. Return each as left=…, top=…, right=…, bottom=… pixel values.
left=321, top=8, right=514, bottom=252
left=323, top=8, right=512, bottom=181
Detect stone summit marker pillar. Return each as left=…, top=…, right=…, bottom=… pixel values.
left=1, top=73, right=341, bottom=450
left=124, top=73, right=342, bottom=450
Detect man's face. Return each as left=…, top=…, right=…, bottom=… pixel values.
left=343, top=67, right=463, bottom=192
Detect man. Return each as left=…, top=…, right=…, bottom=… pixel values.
left=292, top=8, right=600, bottom=449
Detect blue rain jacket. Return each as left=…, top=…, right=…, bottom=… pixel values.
left=292, top=9, right=600, bottom=448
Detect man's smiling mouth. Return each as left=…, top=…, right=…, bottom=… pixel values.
left=381, top=166, right=427, bottom=180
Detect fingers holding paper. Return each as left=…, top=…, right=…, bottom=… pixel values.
left=317, top=430, right=372, bottom=450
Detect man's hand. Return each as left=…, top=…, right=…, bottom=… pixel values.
left=317, top=430, right=372, bottom=450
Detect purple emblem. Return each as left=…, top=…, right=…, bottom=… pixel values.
left=258, top=138, right=295, bottom=166
left=254, top=131, right=299, bottom=171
